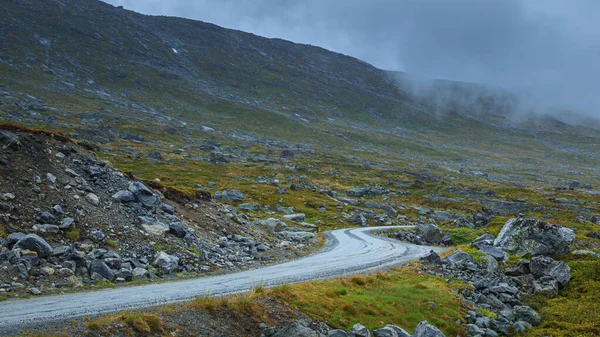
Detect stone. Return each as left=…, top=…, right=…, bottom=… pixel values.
left=128, top=182, right=159, bottom=206
left=512, top=306, right=541, bottom=326
left=280, top=231, right=315, bottom=241
left=89, top=260, right=115, bottom=281
left=6, top=232, right=26, bottom=248
left=529, top=256, right=571, bottom=287
left=283, top=213, right=306, bottom=222
left=85, top=193, right=100, bottom=206
left=214, top=189, right=246, bottom=202
left=238, top=202, right=261, bottom=211
left=417, top=223, right=447, bottom=244
left=64, top=168, right=79, bottom=177
left=411, top=321, right=446, bottom=337
left=444, top=250, right=474, bottom=266
left=420, top=250, right=442, bottom=264
left=14, top=234, right=53, bottom=257
left=153, top=251, right=179, bottom=273
left=383, top=325, right=410, bottom=337
left=169, top=223, right=187, bottom=238
left=338, top=197, right=359, bottom=206
left=328, top=330, right=348, bottom=337
left=349, top=323, right=371, bottom=337
left=261, top=218, right=288, bottom=232
left=39, top=212, right=57, bottom=224
left=160, top=203, right=174, bottom=214
left=52, top=246, right=73, bottom=257
left=256, top=243, right=269, bottom=251
left=132, top=268, right=149, bottom=279
left=494, top=217, right=575, bottom=257
left=138, top=216, right=170, bottom=236
left=88, top=166, right=104, bottom=176
left=350, top=213, right=368, bottom=227
left=46, top=172, right=57, bottom=184
left=111, top=190, right=135, bottom=203
left=34, top=224, right=60, bottom=236
left=478, top=245, right=509, bottom=262
left=30, top=287, right=41, bottom=295
left=60, top=217, right=75, bottom=229
left=90, top=230, right=105, bottom=242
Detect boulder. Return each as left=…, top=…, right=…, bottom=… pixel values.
left=420, top=250, right=442, bottom=264
left=5, top=232, right=26, bottom=248
left=85, top=193, right=100, bottom=206
left=349, top=323, right=371, bottom=337
left=494, top=217, right=574, bottom=256
left=512, top=306, right=541, bottom=326
left=153, top=251, right=179, bottom=273
left=411, top=321, right=446, bottom=337
left=14, top=234, right=53, bottom=257
left=89, top=260, right=115, bottom=281
left=111, top=190, right=135, bottom=203
left=138, top=216, right=169, bottom=236
left=382, top=325, right=410, bottom=337
left=417, top=223, right=447, bottom=244
left=280, top=231, right=315, bottom=241
left=262, top=320, right=320, bottom=337
left=214, top=189, right=246, bottom=202
left=328, top=330, right=348, bottom=337
left=283, top=213, right=306, bottom=222
left=168, top=223, right=187, bottom=238
left=529, top=256, right=571, bottom=287
left=128, top=182, right=159, bottom=206
left=261, top=218, right=288, bottom=232
left=350, top=213, right=368, bottom=227
left=238, top=202, right=261, bottom=211
left=444, top=250, right=474, bottom=266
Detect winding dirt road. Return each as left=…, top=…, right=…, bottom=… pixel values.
left=0, top=226, right=444, bottom=335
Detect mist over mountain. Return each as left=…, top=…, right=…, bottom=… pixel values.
left=104, top=0, right=600, bottom=121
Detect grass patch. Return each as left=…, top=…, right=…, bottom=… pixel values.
left=85, top=312, right=164, bottom=335
left=65, top=231, right=80, bottom=240
left=269, top=267, right=466, bottom=335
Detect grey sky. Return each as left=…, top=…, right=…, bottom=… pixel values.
left=103, top=0, right=600, bottom=117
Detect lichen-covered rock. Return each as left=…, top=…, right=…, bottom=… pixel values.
left=494, top=217, right=574, bottom=256
left=411, top=321, right=446, bottom=337
left=214, top=189, right=246, bottom=202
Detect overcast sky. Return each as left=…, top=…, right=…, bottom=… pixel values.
left=103, top=0, right=600, bottom=117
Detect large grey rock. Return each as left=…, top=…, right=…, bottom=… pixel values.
left=411, top=321, right=446, bottom=337
left=417, top=223, right=446, bottom=244
left=14, top=234, right=53, bottom=257
left=5, top=232, right=25, bottom=248
left=350, top=213, right=368, bottom=227
left=261, top=218, right=288, bottom=232
left=89, top=260, right=115, bottom=281
left=494, top=217, right=574, bottom=256
left=138, top=216, right=169, bottom=236
left=111, top=190, right=135, bottom=203
left=128, top=182, right=159, bottom=206
left=262, top=322, right=320, bottom=337
left=349, top=323, right=371, bottom=337
left=383, top=325, right=410, bottom=337
left=478, top=245, right=509, bottom=262
left=529, top=256, right=571, bottom=287
left=238, top=202, right=261, bottom=211
left=512, top=306, right=541, bottom=326
left=168, top=223, right=187, bottom=238
left=328, top=330, right=347, bottom=337
left=280, top=231, right=315, bottom=241
left=283, top=213, right=307, bottom=222
left=420, top=250, right=442, bottom=264
left=444, top=250, right=474, bottom=266
left=214, top=189, right=246, bottom=202
left=153, top=251, right=179, bottom=273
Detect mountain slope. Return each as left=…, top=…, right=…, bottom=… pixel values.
left=0, top=0, right=599, bottom=185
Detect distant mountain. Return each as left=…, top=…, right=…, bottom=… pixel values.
left=1, top=0, right=599, bottom=179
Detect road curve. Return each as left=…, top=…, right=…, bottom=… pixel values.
left=0, top=226, right=444, bottom=334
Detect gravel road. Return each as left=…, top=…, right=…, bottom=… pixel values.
left=0, top=226, right=445, bottom=335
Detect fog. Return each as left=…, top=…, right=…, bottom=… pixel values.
left=104, top=0, right=600, bottom=119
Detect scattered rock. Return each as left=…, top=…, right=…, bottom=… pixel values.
left=494, top=217, right=575, bottom=256
left=214, top=189, right=246, bottom=202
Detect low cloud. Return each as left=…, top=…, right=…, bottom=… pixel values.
left=104, top=0, right=600, bottom=119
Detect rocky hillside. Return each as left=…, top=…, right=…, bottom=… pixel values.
left=0, top=124, right=319, bottom=297
left=1, top=0, right=600, bottom=186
